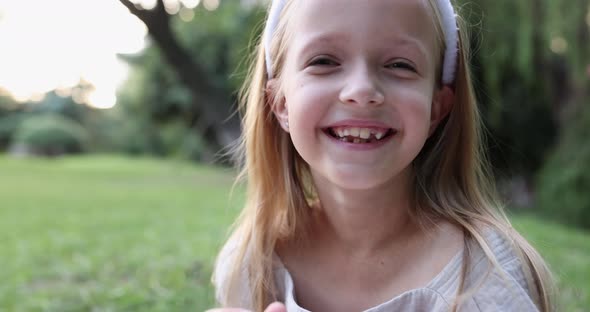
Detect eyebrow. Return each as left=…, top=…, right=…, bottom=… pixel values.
left=387, top=36, right=430, bottom=64
left=297, top=32, right=431, bottom=66
left=297, top=32, right=351, bottom=58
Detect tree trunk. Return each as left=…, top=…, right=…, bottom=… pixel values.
left=119, top=0, right=240, bottom=162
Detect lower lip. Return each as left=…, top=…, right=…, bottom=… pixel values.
left=322, top=131, right=395, bottom=150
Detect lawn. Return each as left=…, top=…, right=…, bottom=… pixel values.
left=0, top=155, right=241, bottom=311
left=0, top=155, right=588, bottom=311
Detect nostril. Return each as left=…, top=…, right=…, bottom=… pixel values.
left=339, top=86, right=385, bottom=106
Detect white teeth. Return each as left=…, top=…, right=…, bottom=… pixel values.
left=353, top=138, right=360, bottom=143
left=330, top=126, right=390, bottom=141
left=359, top=128, right=370, bottom=139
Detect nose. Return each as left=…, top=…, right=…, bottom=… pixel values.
left=339, top=63, right=385, bottom=106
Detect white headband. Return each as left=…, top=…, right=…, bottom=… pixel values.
left=263, top=0, right=459, bottom=85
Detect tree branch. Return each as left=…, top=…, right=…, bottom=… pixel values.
left=118, top=0, right=151, bottom=23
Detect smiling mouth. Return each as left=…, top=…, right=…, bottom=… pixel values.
left=323, top=126, right=396, bottom=144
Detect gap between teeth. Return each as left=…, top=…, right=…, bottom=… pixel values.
left=332, top=127, right=387, bottom=140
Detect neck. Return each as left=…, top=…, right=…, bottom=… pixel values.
left=311, top=168, right=421, bottom=256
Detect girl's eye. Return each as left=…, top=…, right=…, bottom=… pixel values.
left=309, top=57, right=339, bottom=67
left=386, top=61, right=416, bottom=72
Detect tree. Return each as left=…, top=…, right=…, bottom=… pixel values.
left=455, top=0, right=561, bottom=178
left=118, top=0, right=259, bottom=161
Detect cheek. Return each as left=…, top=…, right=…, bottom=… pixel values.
left=285, top=78, right=335, bottom=125
left=283, top=79, right=337, bottom=163
left=393, top=88, right=433, bottom=137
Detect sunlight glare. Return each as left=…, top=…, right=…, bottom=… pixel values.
left=164, top=0, right=181, bottom=15
left=131, top=0, right=157, bottom=10
left=55, top=86, right=72, bottom=98
left=203, top=0, right=219, bottom=11
left=0, top=0, right=148, bottom=108
left=550, top=36, right=568, bottom=54
left=71, top=87, right=89, bottom=105
left=88, top=90, right=117, bottom=109
left=29, top=93, right=46, bottom=103
left=181, top=0, right=200, bottom=9
left=179, top=7, right=195, bottom=22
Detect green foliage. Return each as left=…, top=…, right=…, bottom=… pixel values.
left=456, top=0, right=558, bottom=175
left=116, top=45, right=207, bottom=159
left=34, top=92, right=89, bottom=122
left=459, top=0, right=590, bottom=229
left=173, top=1, right=266, bottom=91
left=544, top=0, right=590, bottom=79
left=179, top=130, right=207, bottom=162
left=536, top=102, right=590, bottom=229
left=105, top=116, right=167, bottom=156
left=0, top=113, right=26, bottom=150
left=0, top=92, right=23, bottom=149
left=13, top=114, right=90, bottom=156
left=84, top=102, right=207, bottom=158
left=0, top=91, right=19, bottom=116
left=133, top=1, right=265, bottom=107
left=118, top=48, right=193, bottom=124
left=0, top=89, right=140, bottom=155
left=116, top=2, right=265, bottom=159
left=157, top=121, right=206, bottom=161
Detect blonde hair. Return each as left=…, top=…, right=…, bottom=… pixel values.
left=214, top=1, right=556, bottom=311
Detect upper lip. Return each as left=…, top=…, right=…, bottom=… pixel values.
left=323, top=119, right=393, bottom=130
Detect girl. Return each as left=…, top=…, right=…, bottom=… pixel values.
left=211, top=0, right=555, bottom=311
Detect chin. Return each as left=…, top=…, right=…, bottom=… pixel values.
left=327, top=169, right=398, bottom=191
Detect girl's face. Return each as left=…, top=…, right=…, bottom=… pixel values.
left=273, top=0, right=452, bottom=191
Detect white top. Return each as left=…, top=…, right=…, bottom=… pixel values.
left=214, top=229, right=540, bottom=311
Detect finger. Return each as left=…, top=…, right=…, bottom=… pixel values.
left=264, top=302, right=287, bottom=312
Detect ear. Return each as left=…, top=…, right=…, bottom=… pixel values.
left=429, top=86, right=454, bottom=136
left=267, top=79, right=289, bottom=132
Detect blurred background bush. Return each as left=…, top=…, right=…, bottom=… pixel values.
left=12, top=114, right=89, bottom=156
left=0, top=0, right=588, bottom=310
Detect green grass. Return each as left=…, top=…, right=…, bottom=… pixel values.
left=0, top=155, right=242, bottom=311
left=511, top=215, right=590, bottom=311
left=0, top=155, right=588, bottom=311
